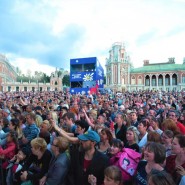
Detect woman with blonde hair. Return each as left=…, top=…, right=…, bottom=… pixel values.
left=40, top=137, right=70, bottom=185
left=47, top=110, right=58, bottom=124
left=19, top=137, right=52, bottom=185
left=125, top=126, right=139, bottom=152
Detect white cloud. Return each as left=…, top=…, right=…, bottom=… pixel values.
left=10, top=57, right=55, bottom=76
left=51, top=0, right=185, bottom=66
left=2, top=0, right=185, bottom=73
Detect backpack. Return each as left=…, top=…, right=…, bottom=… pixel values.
left=110, top=148, right=141, bottom=181
left=119, top=148, right=141, bottom=177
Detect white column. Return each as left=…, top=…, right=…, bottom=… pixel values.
left=163, top=74, right=165, bottom=91
left=150, top=74, right=152, bottom=90
left=156, top=74, right=159, bottom=90
left=170, top=73, right=172, bottom=91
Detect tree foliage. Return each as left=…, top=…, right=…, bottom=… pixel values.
left=16, top=71, right=50, bottom=83
left=62, top=74, right=70, bottom=86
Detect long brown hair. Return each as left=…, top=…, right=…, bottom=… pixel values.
left=161, top=119, right=180, bottom=135
left=101, top=128, right=113, bottom=145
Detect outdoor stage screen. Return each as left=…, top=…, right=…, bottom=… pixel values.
left=70, top=57, right=104, bottom=94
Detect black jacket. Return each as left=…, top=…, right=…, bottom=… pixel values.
left=67, top=144, right=109, bottom=185
left=114, top=123, right=127, bottom=144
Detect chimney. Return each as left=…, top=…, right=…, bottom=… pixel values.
left=183, top=57, right=185, bottom=64
left=143, top=60, right=149, bottom=66
left=168, top=57, right=175, bottom=63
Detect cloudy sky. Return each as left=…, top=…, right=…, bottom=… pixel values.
left=1, top=0, right=185, bottom=75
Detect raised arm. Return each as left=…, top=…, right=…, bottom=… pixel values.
left=82, top=108, right=95, bottom=128
left=51, top=120, right=79, bottom=143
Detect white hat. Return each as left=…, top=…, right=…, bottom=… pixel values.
left=63, top=104, right=69, bottom=110
left=119, top=105, right=125, bottom=110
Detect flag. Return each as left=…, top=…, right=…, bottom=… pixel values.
left=90, top=80, right=99, bottom=94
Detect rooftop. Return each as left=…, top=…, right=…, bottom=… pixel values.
left=131, top=58, right=185, bottom=73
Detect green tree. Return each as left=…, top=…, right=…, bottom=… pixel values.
left=62, top=75, right=70, bottom=86
left=58, top=68, right=64, bottom=77
left=16, top=71, right=50, bottom=83
left=41, top=73, right=50, bottom=83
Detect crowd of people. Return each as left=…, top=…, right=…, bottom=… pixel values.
left=0, top=90, right=185, bottom=185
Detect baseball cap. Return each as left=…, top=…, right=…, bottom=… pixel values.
left=35, top=106, right=42, bottom=111
left=78, top=130, right=100, bottom=143
left=119, top=105, right=125, bottom=110
left=63, top=104, right=69, bottom=110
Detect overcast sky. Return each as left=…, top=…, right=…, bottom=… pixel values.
left=1, top=0, right=185, bottom=75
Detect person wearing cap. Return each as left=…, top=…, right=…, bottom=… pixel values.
left=66, top=130, right=109, bottom=185
left=119, top=105, right=125, bottom=112
left=61, top=106, right=68, bottom=116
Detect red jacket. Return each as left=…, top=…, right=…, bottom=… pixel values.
left=0, top=141, right=17, bottom=160
left=177, top=121, right=185, bottom=134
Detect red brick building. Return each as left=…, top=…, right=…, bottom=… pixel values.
left=105, top=42, right=185, bottom=92
left=0, top=54, right=17, bottom=91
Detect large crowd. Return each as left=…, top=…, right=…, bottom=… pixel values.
left=0, top=90, right=185, bottom=185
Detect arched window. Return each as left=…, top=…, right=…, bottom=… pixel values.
left=152, top=75, right=156, bottom=86
left=172, top=74, right=177, bottom=85
left=165, top=74, right=170, bottom=86
left=158, top=75, right=163, bottom=86
left=131, top=76, right=136, bottom=85
left=145, top=75, right=150, bottom=86
left=138, top=76, right=142, bottom=85
left=182, top=74, right=185, bottom=83
left=55, top=81, right=58, bottom=85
